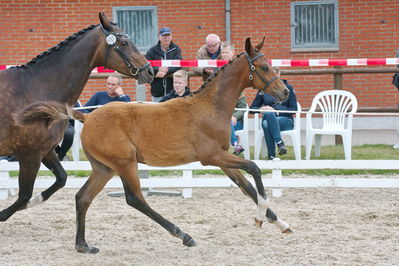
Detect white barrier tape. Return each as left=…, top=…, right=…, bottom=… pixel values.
left=3, top=58, right=399, bottom=69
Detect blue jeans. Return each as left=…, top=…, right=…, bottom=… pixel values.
left=230, top=120, right=243, bottom=145
left=262, top=112, right=294, bottom=158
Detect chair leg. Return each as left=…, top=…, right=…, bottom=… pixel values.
left=260, top=138, right=268, bottom=159
left=315, top=135, right=322, bottom=157
left=254, top=133, right=262, bottom=160
left=241, top=135, right=250, bottom=160
left=342, top=133, right=352, bottom=160
left=291, top=135, right=301, bottom=160
left=305, top=132, right=314, bottom=160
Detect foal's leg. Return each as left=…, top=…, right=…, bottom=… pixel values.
left=75, top=158, right=115, bottom=254
left=117, top=162, right=196, bottom=247
left=203, top=150, right=292, bottom=233
left=0, top=158, right=41, bottom=221
left=221, top=167, right=292, bottom=233
left=26, top=150, right=68, bottom=208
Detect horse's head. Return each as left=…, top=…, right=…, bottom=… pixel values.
left=98, top=12, right=154, bottom=84
left=244, top=37, right=289, bottom=103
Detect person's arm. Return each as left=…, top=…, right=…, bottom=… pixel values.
left=273, top=83, right=298, bottom=116
left=192, top=45, right=207, bottom=76
left=114, top=87, right=130, bottom=102
left=249, top=92, right=264, bottom=113
left=81, top=93, right=98, bottom=113
left=160, top=93, right=172, bottom=102
left=145, top=48, right=160, bottom=75
left=118, top=94, right=130, bottom=102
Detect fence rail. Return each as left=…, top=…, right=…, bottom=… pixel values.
left=1, top=160, right=398, bottom=200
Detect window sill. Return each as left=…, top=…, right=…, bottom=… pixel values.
left=291, top=47, right=339, bottom=53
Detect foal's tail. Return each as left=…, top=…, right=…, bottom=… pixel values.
left=15, top=101, right=87, bottom=126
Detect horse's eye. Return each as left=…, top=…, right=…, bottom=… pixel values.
left=261, top=66, right=269, bottom=72
left=121, top=41, right=128, bottom=46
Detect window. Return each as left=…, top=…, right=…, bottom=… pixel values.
left=113, top=6, right=158, bottom=53
left=290, top=1, right=339, bottom=52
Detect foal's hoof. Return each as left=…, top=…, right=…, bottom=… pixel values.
left=282, top=227, right=294, bottom=234
left=254, top=218, right=263, bottom=228
left=75, top=243, right=100, bottom=254
left=183, top=236, right=196, bottom=247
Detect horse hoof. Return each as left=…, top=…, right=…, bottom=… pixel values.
left=254, top=218, right=263, bottom=228
left=75, top=243, right=100, bottom=254
left=282, top=227, right=294, bottom=234
left=183, top=237, right=196, bottom=247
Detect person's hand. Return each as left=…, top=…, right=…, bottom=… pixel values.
left=159, top=66, right=168, bottom=73
left=231, top=116, right=237, bottom=126
left=260, top=105, right=275, bottom=112
left=204, top=67, right=213, bottom=74
left=156, top=66, right=168, bottom=78
left=114, top=87, right=125, bottom=96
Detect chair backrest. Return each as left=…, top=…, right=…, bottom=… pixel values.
left=308, top=90, right=358, bottom=130
left=235, top=103, right=249, bottom=133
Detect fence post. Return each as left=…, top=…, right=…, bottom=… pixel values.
left=182, top=170, right=193, bottom=198
left=0, top=160, right=12, bottom=200
left=271, top=158, right=282, bottom=197
left=136, top=81, right=150, bottom=196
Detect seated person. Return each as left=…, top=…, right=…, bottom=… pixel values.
left=250, top=68, right=298, bottom=160
left=218, top=41, right=247, bottom=156
left=55, top=101, right=81, bottom=161
left=231, top=95, right=247, bottom=155
left=160, top=70, right=190, bottom=102
left=81, top=73, right=130, bottom=113
left=192, top=34, right=222, bottom=81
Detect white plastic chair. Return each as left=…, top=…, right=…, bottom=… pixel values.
left=305, top=90, right=358, bottom=160
left=235, top=104, right=250, bottom=159
left=253, top=102, right=302, bottom=160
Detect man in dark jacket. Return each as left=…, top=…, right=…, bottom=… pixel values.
left=160, top=70, right=190, bottom=102
left=145, top=27, right=182, bottom=102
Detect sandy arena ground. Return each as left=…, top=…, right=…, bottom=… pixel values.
left=0, top=174, right=398, bottom=266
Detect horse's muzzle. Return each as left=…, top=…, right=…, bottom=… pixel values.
left=138, top=64, right=154, bottom=84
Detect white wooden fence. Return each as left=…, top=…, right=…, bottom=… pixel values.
left=1, top=159, right=398, bottom=200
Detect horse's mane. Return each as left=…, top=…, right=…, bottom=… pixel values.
left=190, top=53, right=243, bottom=96
left=12, top=24, right=99, bottom=69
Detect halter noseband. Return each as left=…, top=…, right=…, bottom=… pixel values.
left=245, top=52, right=278, bottom=95
left=101, top=25, right=150, bottom=77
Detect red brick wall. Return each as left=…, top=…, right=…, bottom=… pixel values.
left=1, top=0, right=399, bottom=108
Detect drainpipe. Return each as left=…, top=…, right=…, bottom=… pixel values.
left=225, top=0, right=231, bottom=41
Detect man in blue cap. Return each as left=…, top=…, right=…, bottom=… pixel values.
left=145, top=27, right=182, bottom=102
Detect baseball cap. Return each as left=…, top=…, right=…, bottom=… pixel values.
left=159, top=27, right=171, bottom=36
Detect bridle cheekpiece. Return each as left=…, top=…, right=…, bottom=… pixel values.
left=245, top=52, right=278, bottom=95
left=100, top=24, right=150, bottom=77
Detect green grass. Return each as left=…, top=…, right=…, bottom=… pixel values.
left=256, top=144, right=399, bottom=175
left=8, top=144, right=399, bottom=177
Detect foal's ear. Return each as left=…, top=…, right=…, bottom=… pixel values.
left=254, top=36, right=265, bottom=52
left=99, top=12, right=113, bottom=32
left=245, top=37, right=255, bottom=57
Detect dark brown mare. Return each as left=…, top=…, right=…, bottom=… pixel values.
left=18, top=38, right=292, bottom=254
left=0, top=13, right=154, bottom=222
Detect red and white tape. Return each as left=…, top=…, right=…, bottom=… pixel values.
left=2, top=58, right=399, bottom=72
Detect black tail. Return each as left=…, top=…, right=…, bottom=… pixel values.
left=15, top=101, right=86, bottom=126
